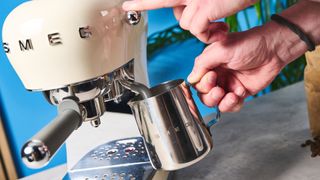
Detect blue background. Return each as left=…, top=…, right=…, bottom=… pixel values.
left=0, top=1, right=186, bottom=177
left=0, top=1, right=260, bottom=177
left=0, top=0, right=64, bottom=177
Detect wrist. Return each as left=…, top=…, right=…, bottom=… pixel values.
left=262, top=21, right=308, bottom=66
left=281, top=0, right=320, bottom=46
left=261, top=0, right=320, bottom=66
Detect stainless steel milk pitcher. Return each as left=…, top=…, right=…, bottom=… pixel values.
left=128, top=79, right=219, bottom=171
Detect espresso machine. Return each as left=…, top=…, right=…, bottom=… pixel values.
left=2, top=0, right=217, bottom=179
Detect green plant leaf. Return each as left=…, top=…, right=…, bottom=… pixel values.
left=225, top=14, right=239, bottom=32
left=254, top=1, right=262, bottom=22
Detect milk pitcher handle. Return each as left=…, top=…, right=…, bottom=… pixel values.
left=184, top=80, right=221, bottom=128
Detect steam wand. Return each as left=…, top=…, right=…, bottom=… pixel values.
left=119, top=80, right=152, bottom=99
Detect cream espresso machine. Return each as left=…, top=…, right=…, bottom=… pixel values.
left=2, top=0, right=218, bottom=179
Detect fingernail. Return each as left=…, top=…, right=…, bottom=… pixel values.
left=187, top=70, right=200, bottom=84
left=235, top=87, right=246, bottom=97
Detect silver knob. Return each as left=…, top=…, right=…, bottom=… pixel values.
left=21, top=141, right=50, bottom=169
left=125, top=11, right=141, bottom=25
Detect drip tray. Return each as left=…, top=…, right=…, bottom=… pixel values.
left=64, top=137, right=155, bottom=180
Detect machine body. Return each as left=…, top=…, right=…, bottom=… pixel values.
left=2, top=0, right=148, bottom=169
left=2, top=0, right=215, bottom=178
left=3, top=0, right=147, bottom=91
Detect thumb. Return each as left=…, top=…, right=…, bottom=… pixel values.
left=188, top=48, right=225, bottom=84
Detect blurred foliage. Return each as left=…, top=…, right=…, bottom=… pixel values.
left=147, top=0, right=305, bottom=93
left=147, top=25, right=193, bottom=59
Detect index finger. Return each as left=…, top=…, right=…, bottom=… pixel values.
left=122, top=0, right=187, bottom=11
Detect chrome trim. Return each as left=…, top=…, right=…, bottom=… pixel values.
left=41, top=59, right=135, bottom=124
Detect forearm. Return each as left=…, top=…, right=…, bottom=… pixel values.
left=281, top=0, right=320, bottom=45
left=263, top=0, right=320, bottom=65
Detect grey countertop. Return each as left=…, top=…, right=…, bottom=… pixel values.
left=22, top=82, right=320, bottom=180
left=175, top=82, right=320, bottom=180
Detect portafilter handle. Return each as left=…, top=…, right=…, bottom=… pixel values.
left=21, top=98, right=83, bottom=169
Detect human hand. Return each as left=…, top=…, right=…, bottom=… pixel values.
left=187, top=0, right=320, bottom=112
left=122, top=0, right=257, bottom=43
left=187, top=21, right=310, bottom=112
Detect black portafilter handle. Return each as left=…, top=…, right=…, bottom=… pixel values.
left=21, top=98, right=83, bottom=169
